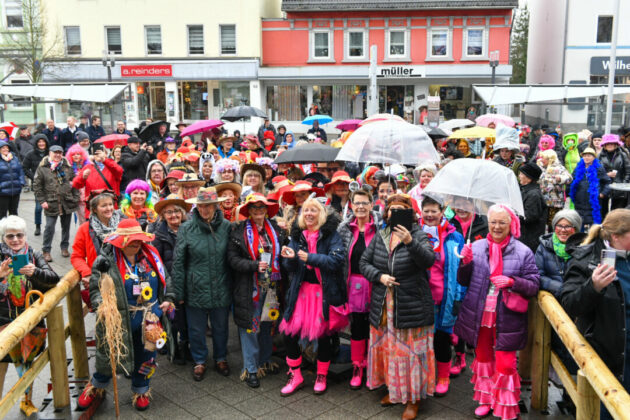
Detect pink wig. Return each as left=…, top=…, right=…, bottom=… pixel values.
left=538, top=135, right=555, bottom=151
left=66, top=143, right=89, bottom=166
left=488, top=203, right=521, bottom=239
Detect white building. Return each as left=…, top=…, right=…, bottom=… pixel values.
left=526, top=0, right=630, bottom=131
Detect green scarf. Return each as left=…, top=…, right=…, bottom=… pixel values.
left=552, top=233, right=570, bottom=261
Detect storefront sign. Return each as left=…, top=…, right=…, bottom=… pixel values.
left=590, top=56, right=630, bottom=76
left=121, top=65, right=173, bottom=77
left=377, top=65, right=425, bottom=78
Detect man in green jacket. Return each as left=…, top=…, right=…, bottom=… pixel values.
left=172, top=187, right=232, bottom=381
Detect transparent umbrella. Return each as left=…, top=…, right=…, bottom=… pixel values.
left=336, top=119, right=440, bottom=165
left=422, top=159, right=524, bottom=216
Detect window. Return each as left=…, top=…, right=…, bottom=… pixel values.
left=431, top=29, right=448, bottom=57
left=10, top=79, right=30, bottom=109
left=220, top=24, right=236, bottom=54
left=64, top=26, right=81, bottom=55
left=465, top=29, right=484, bottom=56
left=597, top=16, right=613, bottom=43
left=145, top=26, right=162, bottom=54
left=389, top=30, right=406, bottom=56
left=5, top=0, right=22, bottom=28
left=106, top=27, right=121, bottom=54
left=348, top=31, right=364, bottom=57
left=314, top=32, right=330, bottom=57
left=188, top=25, right=204, bottom=55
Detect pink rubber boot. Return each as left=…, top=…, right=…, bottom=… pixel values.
left=349, top=339, right=366, bottom=390
left=280, top=356, right=304, bottom=397
left=435, top=361, right=451, bottom=397
left=450, top=352, right=467, bottom=377
left=313, top=360, right=330, bottom=395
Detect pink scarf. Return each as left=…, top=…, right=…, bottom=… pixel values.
left=488, top=234, right=510, bottom=277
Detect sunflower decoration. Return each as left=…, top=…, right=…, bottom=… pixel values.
left=268, top=308, right=280, bottom=321
left=141, top=285, right=153, bottom=301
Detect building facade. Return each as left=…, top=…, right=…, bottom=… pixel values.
left=260, top=0, right=516, bottom=126
left=526, top=0, right=630, bottom=130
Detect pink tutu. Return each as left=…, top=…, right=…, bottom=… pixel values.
left=280, top=282, right=329, bottom=340
left=491, top=371, right=521, bottom=420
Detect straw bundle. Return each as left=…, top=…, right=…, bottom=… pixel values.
left=96, top=273, right=127, bottom=365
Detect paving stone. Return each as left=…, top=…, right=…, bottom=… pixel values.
left=137, top=390, right=199, bottom=419
left=175, top=394, right=230, bottom=418
left=234, top=394, right=283, bottom=417
left=313, top=407, right=365, bottom=420
left=254, top=406, right=308, bottom=420
left=338, top=391, right=389, bottom=418
left=261, top=384, right=311, bottom=406
left=285, top=394, right=335, bottom=418
left=151, top=372, right=209, bottom=403
left=212, top=381, right=260, bottom=405
left=199, top=406, right=252, bottom=420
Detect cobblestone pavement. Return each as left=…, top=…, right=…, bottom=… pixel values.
left=5, top=193, right=572, bottom=419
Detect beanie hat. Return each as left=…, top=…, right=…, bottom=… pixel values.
left=519, top=162, right=542, bottom=181
left=552, top=209, right=582, bottom=231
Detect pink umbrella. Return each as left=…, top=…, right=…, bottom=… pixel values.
left=180, top=119, right=224, bottom=137
left=95, top=134, right=129, bottom=148
left=0, top=122, right=19, bottom=140
left=360, top=113, right=405, bottom=126
left=335, top=119, right=363, bottom=131
left=475, top=113, right=515, bottom=128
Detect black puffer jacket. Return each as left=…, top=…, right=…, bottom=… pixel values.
left=449, top=214, right=489, bottom=243
left=519, top=182, right=548, bottom=253
left=120, top=146, right=155, bottom=191
left=599, top=148, right=630, bottom=197
left=561, top=238, right=627, bottom=378
left=228, top=219, right=285, bottom=329
left=360, top=224, right=435, bottom=329
left=22, top=135, right=48, bottom=180
left=151, top=220, right=178, bottom=275
left=282, top=212, right=346, bottom=323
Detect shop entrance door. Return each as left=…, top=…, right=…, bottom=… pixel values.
left=149, top=82, right=166, bottom=121
left=379, top=86, right=415, bottom=122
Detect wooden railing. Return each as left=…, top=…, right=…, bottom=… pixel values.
left=0, top=270, right=88, bottom=418
left=530, top=290, right=630, bottom=420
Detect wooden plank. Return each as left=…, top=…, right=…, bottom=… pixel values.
left=530, top=300, right=551, bottom=410
left=46, top=305, right=70, bottom=409
left=577, top=370, right=600, bottom=420
left=67, top=285, right=90, bottom=379
left=0, top=349, right=50, bottom=419
left=550, top=350, right=578, bottom=404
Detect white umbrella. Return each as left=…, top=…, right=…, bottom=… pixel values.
left=439, top=119, right=475, bottom=132
left=336, top=119, right=440, bottom=165
left=422, top=159, right=524, bottom=216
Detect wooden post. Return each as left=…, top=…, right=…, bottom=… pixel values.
left=46, top=305, right=70, bottom=409
left=577, top=370, right=600, bottom=420
left=67, top=285, right=89, bottom=379
left=530, top=300, right=551, bottom=410
left=518, top=297, right=536, bottom=379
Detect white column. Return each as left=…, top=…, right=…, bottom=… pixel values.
left=164, top=81, right=179, bottom=125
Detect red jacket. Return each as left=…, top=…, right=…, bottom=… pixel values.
left=73, top=158, right=123, bottom=217
left=71, top=222, right=97, bottom=279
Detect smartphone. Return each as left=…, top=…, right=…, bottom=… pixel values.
left=390, top=208, right=414, bottom=232
left=11, top=254, right=28, bottom=275
left=601, top=249, right=616, bottom=268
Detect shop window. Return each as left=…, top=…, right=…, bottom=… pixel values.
left=188, top=25, right=204, bottom=55
left=64, top=26, right=81, bottom=55
left=332, top=85, right=366, bottom=120
left=106, top=26, right=122, bottom=54
left=137, top=82, right=150, bottom=121
left=431, top=29, right=448, bottom=57
left=314, top=31, right=330, bottom=58
left=179, top=81, right=208, bottom=120
left=5, top=0, right=22, bottom=28
left=465, top=29, right=484, bottom=57
left=597, top=16, right=613, bottom=43
left=312, top=85, right=332, bottom=115
left=266, top=85, right=307, bottom=121
left=145, top=26, right=162, bottom=55
left=220, top=24, right=236, bottom=54
left=214, top=81, right=249, bottom=113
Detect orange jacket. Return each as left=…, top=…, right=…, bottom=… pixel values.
left=71, top=222, right=97, bottom=278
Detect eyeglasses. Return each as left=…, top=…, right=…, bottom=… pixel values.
left=555, top=224, right=575, bottom=231
left=163, top=210, right=181, bottom=216
left=352, top=202, right=371, bottom=207
left=5, top=233, right=25, bottom=240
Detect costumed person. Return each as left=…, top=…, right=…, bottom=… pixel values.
left=563, top=133, right=580, bottom=175
left=176, top=173, right=206, bottom=202
left=337, top=188, right=379, bottom=390
left=396, top=174, right=410, bottom=193
left=73, top=147, right=123, bottom=219
left=454, top=204, right=540, bottom=420
left=228, top=193, right=284, bottom=388
left=569, top=147, right=611, bottom=230
left=538, top=150, right=573, bottom=229
left=71, top=190, right=123, bottom=306
left=535, top=134, right=556, bottom=161
left=199, top=152, right=215, bottom=187
left=360, top=194, right=436, bottom=419
left=598, top=133, right=630, bottom=215
left=241, top=162, right=267, bottom=195
left=120, top=180, right=158, bottom=231
left=212, top=158, right=241, bottom=184
left=419, top=197, right=465, bottom=398
left=281, top=180, right=324, bottom=232
left=77, top=219, right=174, bottom=412
left=152, top=195, right=192, bottom=365
left=561, top=209, right=630, bottom=420
left=0, top=216, right=59, bottom=416
left=408, top=163, right=436, bottom=206
left=324, top=171, right=353, bottom=219
left=257, top=157, right=277, bottom=191
left=160, top=170, right=185, bottom=198
left=278, top=198, right=347, bottom=396
left=492, top=125, right=523, bottom=175
left=517, top=162, right=548, bottom=253
left=0, top=140, right=25, bottom=218
left=145, top=160, right=167, bottom=206
left=215, top=181, right=243, bottom=222
left=156, top=137, right=177, bottom=164
left=358, top=166, right=380, bottom=190
left=217, top=136, right=237, bottom=159
left=66, top=143, right=90, bottom=224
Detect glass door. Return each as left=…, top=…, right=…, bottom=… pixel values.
left=149, top=82, right=166, bottom=121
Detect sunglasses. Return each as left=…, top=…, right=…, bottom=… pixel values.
left=5, top=233, right=25, bottom=240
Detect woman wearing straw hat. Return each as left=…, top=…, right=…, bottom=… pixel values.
left=176, top=173, right=206, bottom=202
left=78, top=219, right=174, bottom=412
left=324, top=171, right=353, bottom=219
left=153, top=194, right=192, bottom=364
left=172, top=187, right=232, bottom=381
left=215, top=181, right=243, bottom=222
left=228, top=193, right=284, bottom=388
left=281, top=180, right=325, bottom=231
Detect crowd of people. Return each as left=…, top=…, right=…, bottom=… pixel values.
left=1, top=115, right=630, bottom=420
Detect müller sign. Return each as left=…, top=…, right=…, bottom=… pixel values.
left=377, top=65, right=425, bottom=78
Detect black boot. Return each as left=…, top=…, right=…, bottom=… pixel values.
left=173, top=342, right=186, bottom=365
left=34, top=225, right=41, bottom=236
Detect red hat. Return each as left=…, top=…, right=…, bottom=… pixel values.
left=263, top=131, right=276, bottom=141
left=281, top=180, right=324, bottom=205
left=267, top=176, right=294, bottom=201
left=324, top=171, right=352, bottom=193
left=237, top=192, right=279, bottom=218
left=245, top=134, right=261, bottom=147
left=161, top=169, right=186, bottom=188
left=104, top=219, right=154, bottom=249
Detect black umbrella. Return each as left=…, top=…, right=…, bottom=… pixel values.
left=428, top=127, right=450, bottom=140
left=138, top=120, right=170, bottom=141
left=221, top=106, right=267, bottom=122
left=274, top=143, right=340, bottom=164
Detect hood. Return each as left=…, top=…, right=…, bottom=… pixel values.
left=145, top=159, right=167, bottom=182
left=538, top=232, right=554, bottom=250
left=198, top=152, right=215, bottom=180
left=290, top=209, right=341, bottom=242
left=32, top=133, right=49, bottom=150
left=565, top=232, right=588, bottom=256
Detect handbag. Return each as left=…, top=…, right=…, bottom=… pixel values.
left=328, top=303, right=349, bottom=331
left=502, top=290, right=529, bottom=313
left=260, top=288, right=280, bottom=322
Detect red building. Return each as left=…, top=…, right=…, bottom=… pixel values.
left=260, top=0, right=517, bottom=123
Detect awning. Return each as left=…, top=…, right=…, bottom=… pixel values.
left=473, top=84, right=630, bottom=106
left=0, top=83, right=129, bottom=103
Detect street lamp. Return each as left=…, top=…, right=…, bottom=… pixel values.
left=489, top=50, right=500, bottom=114
left=102, top=50, right=116, bottom=82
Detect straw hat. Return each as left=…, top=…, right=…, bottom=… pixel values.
left=241, top=163, right=267, bottom=181
left=155, top=193, right=192, bottom=215
left=104, top=219, right=154, bottom=249
left=581, top=147, right=597, bottom=157
left=217, top=136, right=236, bottom=145
left=324, top=171, right=352, bottom=193
left=237, top=192, right=279, bottom=218
left=176, top=173, right=205, bottom=187
left=281, top=180, right=324, bottom=205
left=185, top=187, right=228, bottom=205
left=214, top=181, right=242, bottom=198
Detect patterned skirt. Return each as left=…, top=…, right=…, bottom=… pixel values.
left=367, top=289, right=436, bottom=403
